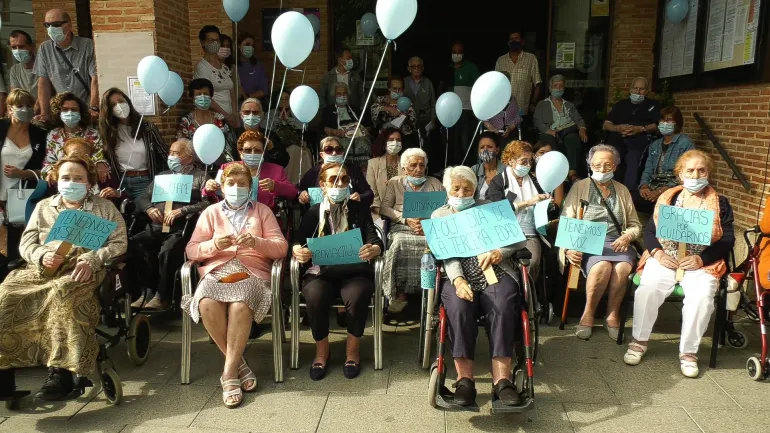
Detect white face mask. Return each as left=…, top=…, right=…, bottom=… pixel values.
left=591, top=171, right=614, bottom=183
left=112, top=102, right=130, bottom=119
left=386, top=140, right=402, bottom=155
left=452, top=54, right=463, bottom=63
left=681, top=177, right=709, bottom=194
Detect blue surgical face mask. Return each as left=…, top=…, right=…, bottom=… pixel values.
left=241, top=45, right=254, bottom=58
left=48, top=26, right=66, bottom=44
left=479, top=150, right=496, bottom=163
left=194, top=95, right=212, bottom=110
left=336, top=96, right=348, bottom=106
left=447, top=195, right=475, bottom=211
left=224, top=185, right=250, bottom=208
left=242, top=114, right=261, bottom=128
left=12, top=106, right=32, bottom=123
left=167, top=156, right=183, bottom=173
left=682, top=177, right=709, bottom=194
left=630, top=93, right=645, bottom=103
left=591, top=170, right=614, bottom=183
left=659, top=121, right=676, bottom=136
left=513, top=164, right=531, bottom=177
left=390, top=91, right=402, bottom=99
left=550, top=89, right=564, bottom=99
left=326, top=187, right=350, bottom=203
left=242, top=153, right=263, bottom=168
left=12, top=49, right=31, bottom=64
left=58, top=181, right=88, bottom=201
left=407, top=176, right=427, bottom=185
left=344, top=59, right=354, bottom=71
left=323, top=154, right=344, bottom=164
left=60, top=110, right=81, bottom=128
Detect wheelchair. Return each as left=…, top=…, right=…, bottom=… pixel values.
left=424, top=248, right=538, bottom=414
left=1, top=254, right=132, bottom=408
left=179, top=259, right=286, bottom=384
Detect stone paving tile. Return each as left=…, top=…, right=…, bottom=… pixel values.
left=0, top=416, right=124, bottom=433
left=564, top=403, right=702, bottom=432
left=705, top=369, right=770, bottom=409
left=122, top=425, right=248, bottom=433
left=0, top=375, right=99, bottom=420
left=534, top=366, right=619, bottom=405
left=316, top=394, right=445, bottom=433
left=445, top=401, right=573, bottom=432
left=686, top=408, right=770, bottom=433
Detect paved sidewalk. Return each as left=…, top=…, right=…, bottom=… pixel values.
left=0, top=303, right=768, bottom=433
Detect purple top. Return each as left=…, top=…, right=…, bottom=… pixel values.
left=238, top=60, right=269, bottom=96
left=487, top=97, right=522, bottom=131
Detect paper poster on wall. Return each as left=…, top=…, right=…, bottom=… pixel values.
left=591, top=0, right=610, bottom=17
left=356, top=20, right=375, bottom=46
left=262, top=8, right=321, bottom=52
left=127, top=77, right=156, bottom=116
left=659, top=0, right=699, bottom=78
left=555, top=43, right=575, bottom=69
left=703, top=0, right=761, bottom=71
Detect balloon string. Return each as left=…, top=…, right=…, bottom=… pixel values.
left=335, top=39, right=391, bottom=187
left=234, top=21, right=240, bottom=111
left=265, top=68, right=289, bottom=137
left=460, top=121, right=482, bottom=166
left=362, top=47, right=368, bottom=96
left=299, top=123, right=306, bottom=184
left=445, top=127, right=449, bottom=169
left=265, top=52, right=279, bottom=140
left=118, top=112, right=144, bottom=192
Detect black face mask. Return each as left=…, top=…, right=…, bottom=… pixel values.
left=508, top=40, right=523, bottom=52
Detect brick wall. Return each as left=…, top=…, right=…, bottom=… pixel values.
left=31, top=0, right=78, bottom=44
left=610, top=0, right=770, bottom=233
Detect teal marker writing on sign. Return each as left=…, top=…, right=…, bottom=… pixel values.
left=307, top=228, right=365, bottom=265
left=403, top=191, right=448, bottom=218
left=46, top=210, right=118, bottom=250
left=655, top=204, right=714, bottom=246
left=554, top=217, right=607, bottom=255
left=152, top=174, right=194, bottom=203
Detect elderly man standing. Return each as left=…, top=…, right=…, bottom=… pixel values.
left=34, top=9, right=98, bottom=123
left=8, top=30, right=39, bottom=107
left=131, top=138, right=212, bottom=310
left=403, top=56, right=437, bottom=136
left=320, top=47, right=362, bottom=110
left=495, top=31, right=542, bottom=139
left=603, top=77, right=660, bottom=193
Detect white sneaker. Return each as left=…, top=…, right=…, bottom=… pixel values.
left=679, top=354, right=699, bottom=378
left=387, top=298, right=408, bottom=314
left=130, top=295, right=145, bottom=309
left=623, top=342, right=647, bottom=366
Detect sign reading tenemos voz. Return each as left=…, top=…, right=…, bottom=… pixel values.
left=420, top=201, right=526, bottom=260
left=656, top=205, right=714, bottom=246
left=46, top=210, right=118, bottom=250
left=555, top=217, right=608, bottom=255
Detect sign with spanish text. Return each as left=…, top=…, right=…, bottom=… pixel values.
left=555, top=217, right=607, bottom=255
left=46, top=210, right=118, bottom=250
left=656, top=205, right=714, bottom=246
left=307, top=228, right=365, bottom=265
left=534, top=200, right=551, bottom=236
left=403, top=191, right=447, bottom=219
left=152, top=174, right=193, bottom=203
left=420, top=201, right=526, bottom=260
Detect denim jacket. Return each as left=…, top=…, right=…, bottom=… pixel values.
left=640, top=133, right=694, bottom=188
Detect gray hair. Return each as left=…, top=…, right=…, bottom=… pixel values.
left=333, top=82, right=349, bottom=94
left=587, top=144, right=621, bottom=166
left=240, top=98, right=262, bottom=111
left=408, top=56, right=423, bottom=66
left=320, top=136, right=341, bottom=149
left=400, top=148, right=428, bottom=169
left=631, top=77, right=649, bottom=89
left=171, top=138, right=194, bottom=156
left=549, top=74, right=566, bottom=88
left=443, top=166, right=477, bottom=191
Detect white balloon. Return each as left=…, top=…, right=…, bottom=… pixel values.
left=376, top=0, right=417, bottom=40
left=535, top=151, right=569, bottom=193
left=471, top=71, right=512, bottom=121
left=289, top=86, right=319, bottom=124
left=271, top=11, right=315, bottom=68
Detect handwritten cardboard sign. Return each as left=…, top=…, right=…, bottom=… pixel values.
left=403, top=191, right=448, bottom=218
left=309, top=187, right=325, bottom=206
left=152, top=174, right=193, bottom=203
left=534, top=199, right=551, bottom=236
left=251, top=178, right=259, bottom=202
left=307, top=228, right=365, bottom=265
left=555, top=217, right=607, bottom=255
left=46, top=210, right=118, bottom=250
left=656, top=205, right=714, bottom=246
left=420, top=200, right=526, bottom=260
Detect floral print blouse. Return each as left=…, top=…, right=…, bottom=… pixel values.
left=43, top=127, right=105, bottom=177
left=370, top=96, right=418, bottom=136
left=177, top=111, right=236, bottom=161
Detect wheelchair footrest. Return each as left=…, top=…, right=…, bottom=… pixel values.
left=490, top=394, right=534, bottom=414
left=436, top=385, right=481, bottom=412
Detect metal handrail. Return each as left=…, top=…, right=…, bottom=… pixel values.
left=693, top=113, right=751, bottom=192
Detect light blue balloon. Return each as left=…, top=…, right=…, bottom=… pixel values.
left=470, top=71, right=511, bottom=121
left=666, top=0, right=688, bottom=23
left=158, top=72, right=183, bottom=107
left=397, top=96, right=411, bottom=112
left=307, top=14, right=321, bottom=36
left=535, top=151, right=569, bottom=193
left=376, top=0, right=417, bottom=40
left=136, top=56, right=169, bottom=94
left=435, top=92, right=462, bottom=128
left=193, top=124, right=225, bottom=165
left=272, top=11, right=315, bottom=68
left=289, top=85, right=319, bottom=124
left=361, top=12, right=379, bottom=37
left=223, top=0, right=249, bottom=22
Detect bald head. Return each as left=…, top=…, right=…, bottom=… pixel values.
left=45, top=9, right=71, bottom=22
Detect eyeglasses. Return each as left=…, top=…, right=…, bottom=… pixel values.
left=241, top=148, right=263, bottom=154
left=328, top=175, right=350, bottom=185
left=241, top=110, right=260, bottom=115
left=515, top=158, right=532, bottom=166
left=44, top=21, right=69, bottom=28
left=323, top=146, right=343, bottom=155
left=591, top=163, right=614, bottom=171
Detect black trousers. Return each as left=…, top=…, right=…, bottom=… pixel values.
left=131, top=225, right=186, bottom=301
left=441, top=273, right=520, bottom=360
left=302, top=274, right=374, bottom=341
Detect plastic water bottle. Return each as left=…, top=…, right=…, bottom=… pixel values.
left=420, top=248, right=436, bottom=290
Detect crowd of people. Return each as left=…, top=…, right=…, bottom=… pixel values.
left=0, top=10, right=742, bottom=411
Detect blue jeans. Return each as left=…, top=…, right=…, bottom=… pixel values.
left=123, top=175, right=151, bottom=200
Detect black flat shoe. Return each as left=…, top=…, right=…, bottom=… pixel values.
left=492, top=379, right=521, bottom=406
left=309, top=357, right=330, bottom=381
left=0, top=368, right=16, bottom=399
left=453, top=378, right=477, bottom=406
left=343, top=360, right=360, bottom=379
left=36, top=368, right=74, bottom=401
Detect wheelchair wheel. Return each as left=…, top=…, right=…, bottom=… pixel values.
left=100, top=367, right=123, bottom=405
left=427, top=364, right=440, bottom=408
left=546, top=303, right=554, bottom=325
left=747, top=356, right=764, bottom=381
left=127, top=314, right=152, bottom=365
left=727, top=331, right=748, bottom=349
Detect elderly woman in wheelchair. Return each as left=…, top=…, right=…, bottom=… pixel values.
left=292, top=162, right=383, bottom=381
left=182, top=163, right=288, bottom=408
left=0, top=155, right=127, bottom=402
left=624, top=150, right=735, bottom=378
left=434, top=166, right=529, bottom=408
